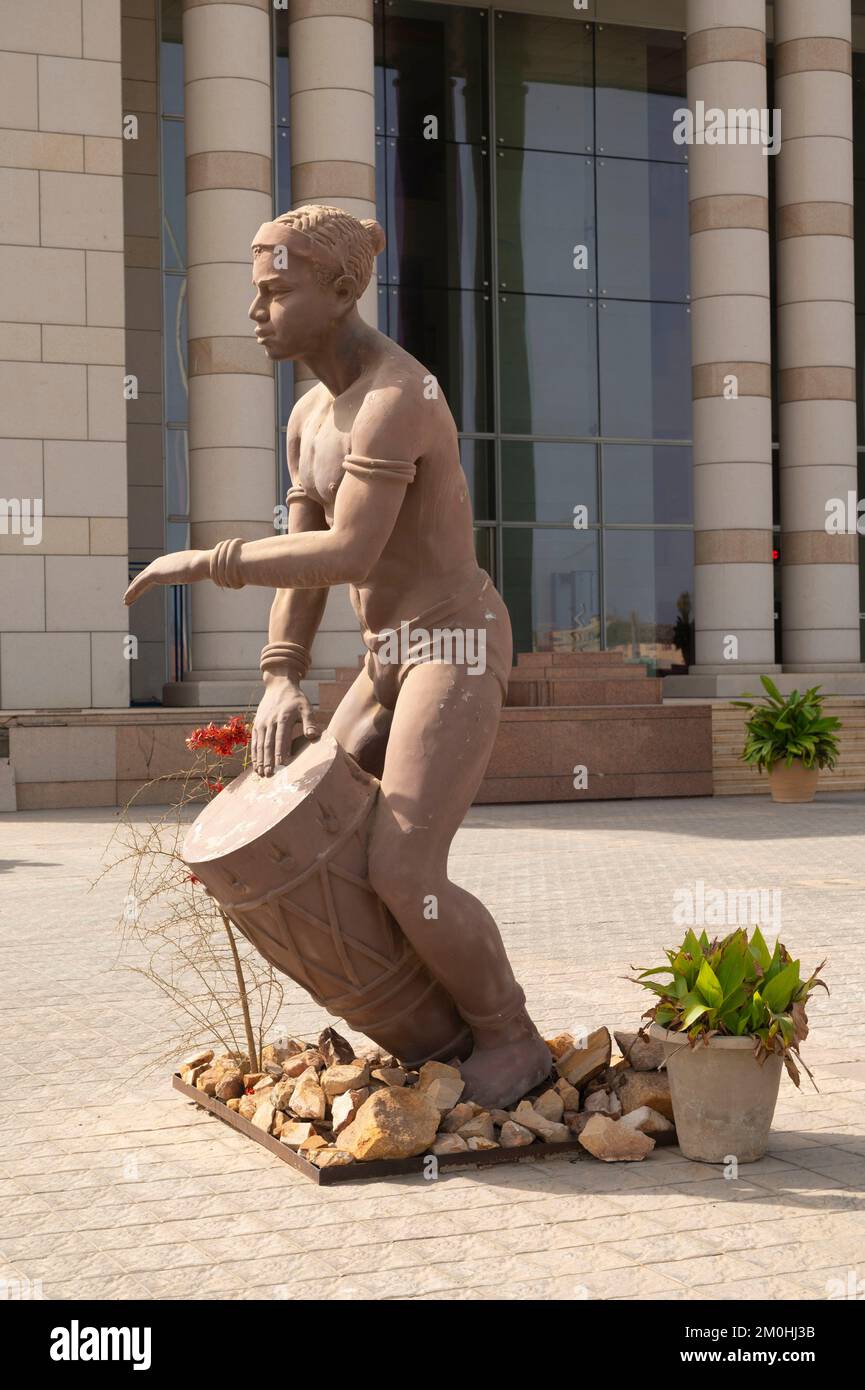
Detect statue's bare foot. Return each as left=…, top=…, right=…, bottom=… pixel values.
left=460, top=1031, right=552, bottom=1111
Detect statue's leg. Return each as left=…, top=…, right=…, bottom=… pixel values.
left=365, top=659, right=551, bottom=1109
left=326, top=654, right=393, bottom=779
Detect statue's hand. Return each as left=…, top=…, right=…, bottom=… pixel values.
left=123, top=550, right=209, bottom=606
left=252, top=673, right=320, bottom=776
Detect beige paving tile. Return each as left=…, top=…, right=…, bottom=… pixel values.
left=1, top=797, right=863, bottom=1301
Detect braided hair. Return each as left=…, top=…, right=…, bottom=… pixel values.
left=273, top=205, right=386, bottom=301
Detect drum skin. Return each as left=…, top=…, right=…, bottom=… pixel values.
left=182, top=732, right=471, bottom=1067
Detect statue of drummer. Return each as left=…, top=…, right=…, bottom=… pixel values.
left=124, top=205, right=551, bottom=1108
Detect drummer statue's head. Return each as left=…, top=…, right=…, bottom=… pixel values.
left=250, top=205, right=385, bottom=363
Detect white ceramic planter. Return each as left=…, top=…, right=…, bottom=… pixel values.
left=649, top=1023, right=783, bottom=1163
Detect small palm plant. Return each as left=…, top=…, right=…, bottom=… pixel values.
left=733, top=676, right=841, bottom=772
left=632, top=926, right=827, bottom=1087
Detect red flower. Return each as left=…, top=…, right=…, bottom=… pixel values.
left=205, top=780, right=224, bottom=795
left=185, top=716, right=251, bottom=756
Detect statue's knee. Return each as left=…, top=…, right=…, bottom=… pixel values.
left=367, top=835, right=426, bottom=915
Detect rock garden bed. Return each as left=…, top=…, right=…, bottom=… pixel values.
left=174, top=1024, right=677, bottom=1184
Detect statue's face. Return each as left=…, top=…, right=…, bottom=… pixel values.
left=249, top=225, right=352, bottom=361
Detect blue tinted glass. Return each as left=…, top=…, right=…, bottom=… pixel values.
left=277, top=360, right=295, bottom=503
left=386, top=287, right=492, bottom=432
left=603, top=445, right=692, bottom=525
left=500, top=295, right=598, bottom=436
left=165, top=427, right=189, bottom=518
left=275, top=51, right=289, bottom=126
left=595, top=25, right=687, bottom=163
left=596, top=158, right=689, bottom=301
left=375, top=137, right=387, bottom=281
left=375, top=0, right=385, bottom=133
left=384, top=1, right=487, bottom=144
left=502, top=442, right=598, bottom=524
left=603, top=528, right=694, bottom=670
left=495, top=11, right=593, bottom=155
left=497, top=149, right=596, bottom=296
left=160, top=40, right=184, bottom=117
left=503, top=527, right=600, bottom=654
left=163, top=274, right=188, bottom=424
left=460, top=438, right=495, bottom=521
left=474, top=525, right=494, bottom=577
left=599, top=300, right=691, bottom=439
left=385, top=139, right=487, bottom=289
left=275, top=126, right=291, bottom=214
left=161, top=118, right=186, bottom=270
left=277, top=359, right=294, bottom=434
left=166, top=519, right=190, bottom=552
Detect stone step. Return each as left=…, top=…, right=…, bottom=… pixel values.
left=509, top=665, right=647, bottom=684
left=515, top=650, right=626, bottom=668
left=188, top=668, right=335, bottom=682
left=6, top=700, right=715, bottom=809
left=506, top=678, right=663, bottom=708
left=163, top=675, right=326, bottom=708
left=316, top=675, right=665, bottom=713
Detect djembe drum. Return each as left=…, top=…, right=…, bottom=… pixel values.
left=182, top=732, right=471, bottom=1067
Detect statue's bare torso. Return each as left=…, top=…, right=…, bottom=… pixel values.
left=289, top=336, right=484, bottom=643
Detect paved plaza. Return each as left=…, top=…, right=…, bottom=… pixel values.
left=1, top=794, right=864, bottom=1302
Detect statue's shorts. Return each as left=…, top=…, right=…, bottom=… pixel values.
left=363, top=569, right=512, bottom=713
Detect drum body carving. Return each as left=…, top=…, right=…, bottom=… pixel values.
left=182, top=732, right=471, bottom=1067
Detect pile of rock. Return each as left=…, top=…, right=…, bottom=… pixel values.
left=178, top=1024, right=676, bottom=1168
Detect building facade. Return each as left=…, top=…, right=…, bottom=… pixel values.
left=2, top=0, right=865, bottom=790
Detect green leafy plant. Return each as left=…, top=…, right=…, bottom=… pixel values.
left=631, top=926, right=827, bottom=1087
left=732, top=675, right=841, bottom=773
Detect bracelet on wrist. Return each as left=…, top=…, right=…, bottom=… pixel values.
left=260, top=640, right=311, bottom=682
left=209, top=537, right=245, bottom=590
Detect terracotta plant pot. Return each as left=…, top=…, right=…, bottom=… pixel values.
left=649, top=1023, right=783, bottom=1163
left=767, top=758, right=819, bottom=803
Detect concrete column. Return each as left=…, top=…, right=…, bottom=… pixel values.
left=684, top=0, right=778, bottom=685
left=177, top=0, right=275, bottom=690
left=285, top=0, right=376, bottom=674
left=288, top=0, right=377, bottom=354
left=775, top=0, right=862, bottom=672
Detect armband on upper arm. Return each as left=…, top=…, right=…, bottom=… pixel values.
left=342, top=453, right=417, bottom=484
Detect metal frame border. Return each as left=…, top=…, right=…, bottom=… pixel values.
left=173, top=1073, right=588, bottom=1184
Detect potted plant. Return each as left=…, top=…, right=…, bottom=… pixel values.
left=732, top=676, right=841, bottom=803
left=632, top=926, right=826, bottom=1163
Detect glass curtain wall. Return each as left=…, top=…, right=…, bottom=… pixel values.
left=374, top=3, right=694, bottom=671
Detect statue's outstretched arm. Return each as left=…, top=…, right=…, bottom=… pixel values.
left=123, top=389, right=421, bottom=606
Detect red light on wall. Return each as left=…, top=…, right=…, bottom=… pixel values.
left=772, top=548, right=779, bottom=561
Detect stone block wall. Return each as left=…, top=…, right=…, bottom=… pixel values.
left=0, top=0, right=130, bottom=710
